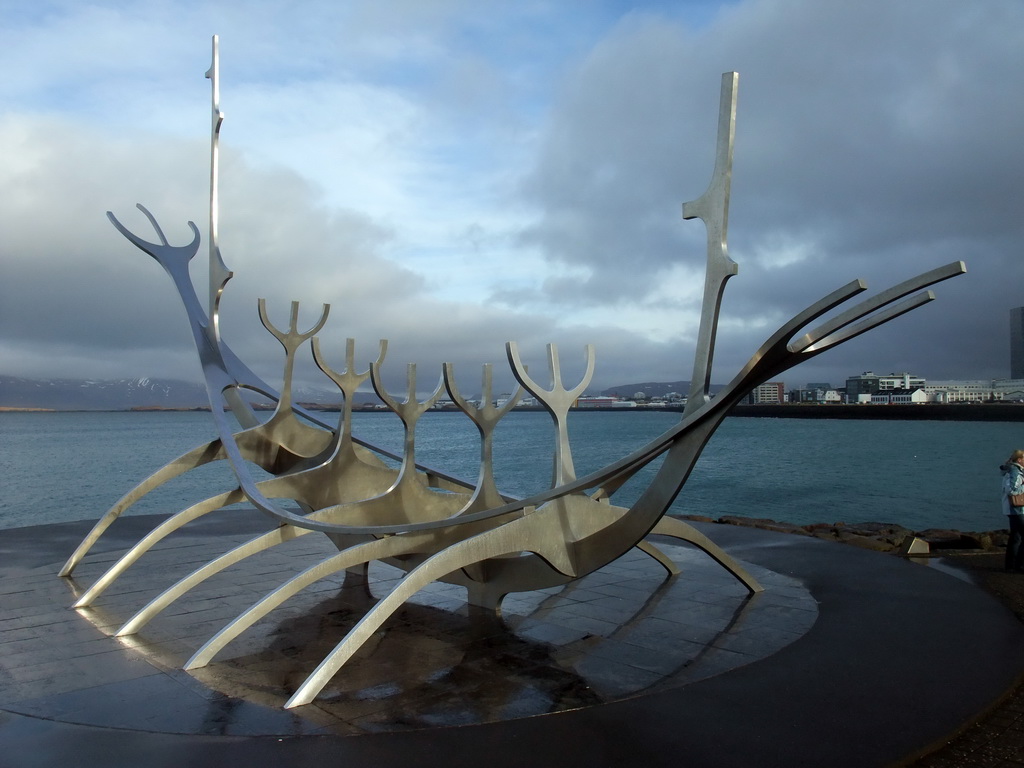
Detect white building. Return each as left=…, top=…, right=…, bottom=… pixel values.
left=870, top=388, right=931, bottom=405
left=924, top=379, right=1024, bottom=403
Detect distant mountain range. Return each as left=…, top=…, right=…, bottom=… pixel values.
left=601, top=381, right=724, bottom=398
left=0, top=376, right=353, bottom=411
left=0, top=375, right=725, bottom=411
left=601, top=380, right=688, bottom=398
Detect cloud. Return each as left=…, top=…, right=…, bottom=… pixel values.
left=1, top=0, right=1021, bottom=401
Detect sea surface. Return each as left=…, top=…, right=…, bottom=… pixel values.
left=1, top=410, right=1019, bottom=533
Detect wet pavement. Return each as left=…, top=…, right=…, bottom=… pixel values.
left=1, top=513, right=1022, bottom=767
left=911, top=551, right=1024, bottom=767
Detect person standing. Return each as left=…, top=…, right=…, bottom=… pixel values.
left=1002, top=450, right=1024, bottom=572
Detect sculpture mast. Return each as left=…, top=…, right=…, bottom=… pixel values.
left=204, top=37, right=257, bottom=427
left=205, top=34, right=233, bottom=340
left=683, top=72, right=739, bottom=417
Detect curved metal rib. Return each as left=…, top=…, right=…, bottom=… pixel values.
left=185, top=534, right=426, bottom=670
left=789, top=262, right=966, bottom=355
left=649, top=516, right=762, bottom=593
left=117, top=523, right=312, bottom=636
left=283, top=510, right=566, bottom=708
left=73, top=489, right=246, bottom=607
left=59, top=439, right=227, bottom=576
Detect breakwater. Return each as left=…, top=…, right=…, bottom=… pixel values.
left=728, top=403, right=1024, bottom=422
left=681, top=514, right=1007, bottom=554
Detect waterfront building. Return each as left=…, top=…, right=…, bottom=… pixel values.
left=925, top=379, right=1024, bottom=403
left=845, top=372, right=880, bottom=399
left=872, top=388, right=932, bottom=405
left=748, top=382, right=785, bottom=404
left=575, top=396, right=636, bottom=409
left=1012, top=307, right=1024, bottom=379
left=789, top=387, right=841, bottom=403
left=845, top=372, right=925, bottom=401
left=878, top=373, right=925, bottom=391
left=496, top=394, right=539, bottom=408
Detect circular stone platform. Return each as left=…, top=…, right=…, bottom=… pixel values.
left=0, top=514, right=1022, bottom=767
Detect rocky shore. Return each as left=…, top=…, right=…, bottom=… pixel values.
left=679, top=514, right=1008, bottom=554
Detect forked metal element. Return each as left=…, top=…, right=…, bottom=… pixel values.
left=508, top=343, right=595, bottom=486
left=258, top=299, right=331, bottom=429
left=443, top=363, right=522, bottom=514
left=70, top=58, right=967, bottom=710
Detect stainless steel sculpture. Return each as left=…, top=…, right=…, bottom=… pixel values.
left=65, top=38, right=966, bottom=709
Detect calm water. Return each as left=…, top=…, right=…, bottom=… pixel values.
left=1, top=410, right=1018, bottom=533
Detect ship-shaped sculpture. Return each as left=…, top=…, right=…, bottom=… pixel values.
left=63, top=37, right=965, bottom=709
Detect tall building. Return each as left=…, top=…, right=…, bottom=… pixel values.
left=749, top=382, right=785, bottom=404
left=845, top=371, right=924, bottom=397
left=1012, top=307, right=1024, bottom=379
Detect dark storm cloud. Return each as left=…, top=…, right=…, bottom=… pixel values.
left=518, top=1, right=1024, bottom=385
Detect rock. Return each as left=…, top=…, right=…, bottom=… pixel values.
left=679, top=514, right=715, bottom=524
left=700, top=516, right=1006, bottom=554
left=846, top=521, right=914, bottom=539
left=718, top=515, right=777, bottom=528
left=918, top=529, right=969, bottom=549
left=835, top=531, right=896, bottom=552
left=762, top=522, right=812, bottom=537
left=810, top=530, right=840, bottom=543
left=715, top=516, right=811, bottom=537
left=956, top=532, right=988, bottom=550
left=803, top=522, right=836, bottom=533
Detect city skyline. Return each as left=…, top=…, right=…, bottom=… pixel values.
left=1, top=1, right=1021, bottom=395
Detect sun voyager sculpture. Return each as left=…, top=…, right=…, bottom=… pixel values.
left=63, top=37, right=965, bottom=709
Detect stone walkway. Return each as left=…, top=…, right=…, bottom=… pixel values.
left=912, top=552, right=1024, bottom=767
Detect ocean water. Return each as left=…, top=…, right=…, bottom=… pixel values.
left=1, top=410, right=1018, bottom=533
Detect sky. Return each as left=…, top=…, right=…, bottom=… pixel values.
left=1, top=0, right=1021, bottom=399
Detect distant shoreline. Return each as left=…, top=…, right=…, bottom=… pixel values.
left=3, top=402, right=1023, bottom=422
left=727, top=403, right=1024, bottom=422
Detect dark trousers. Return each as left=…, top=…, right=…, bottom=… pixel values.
left=1006, top=515, right=1024, bottom=571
